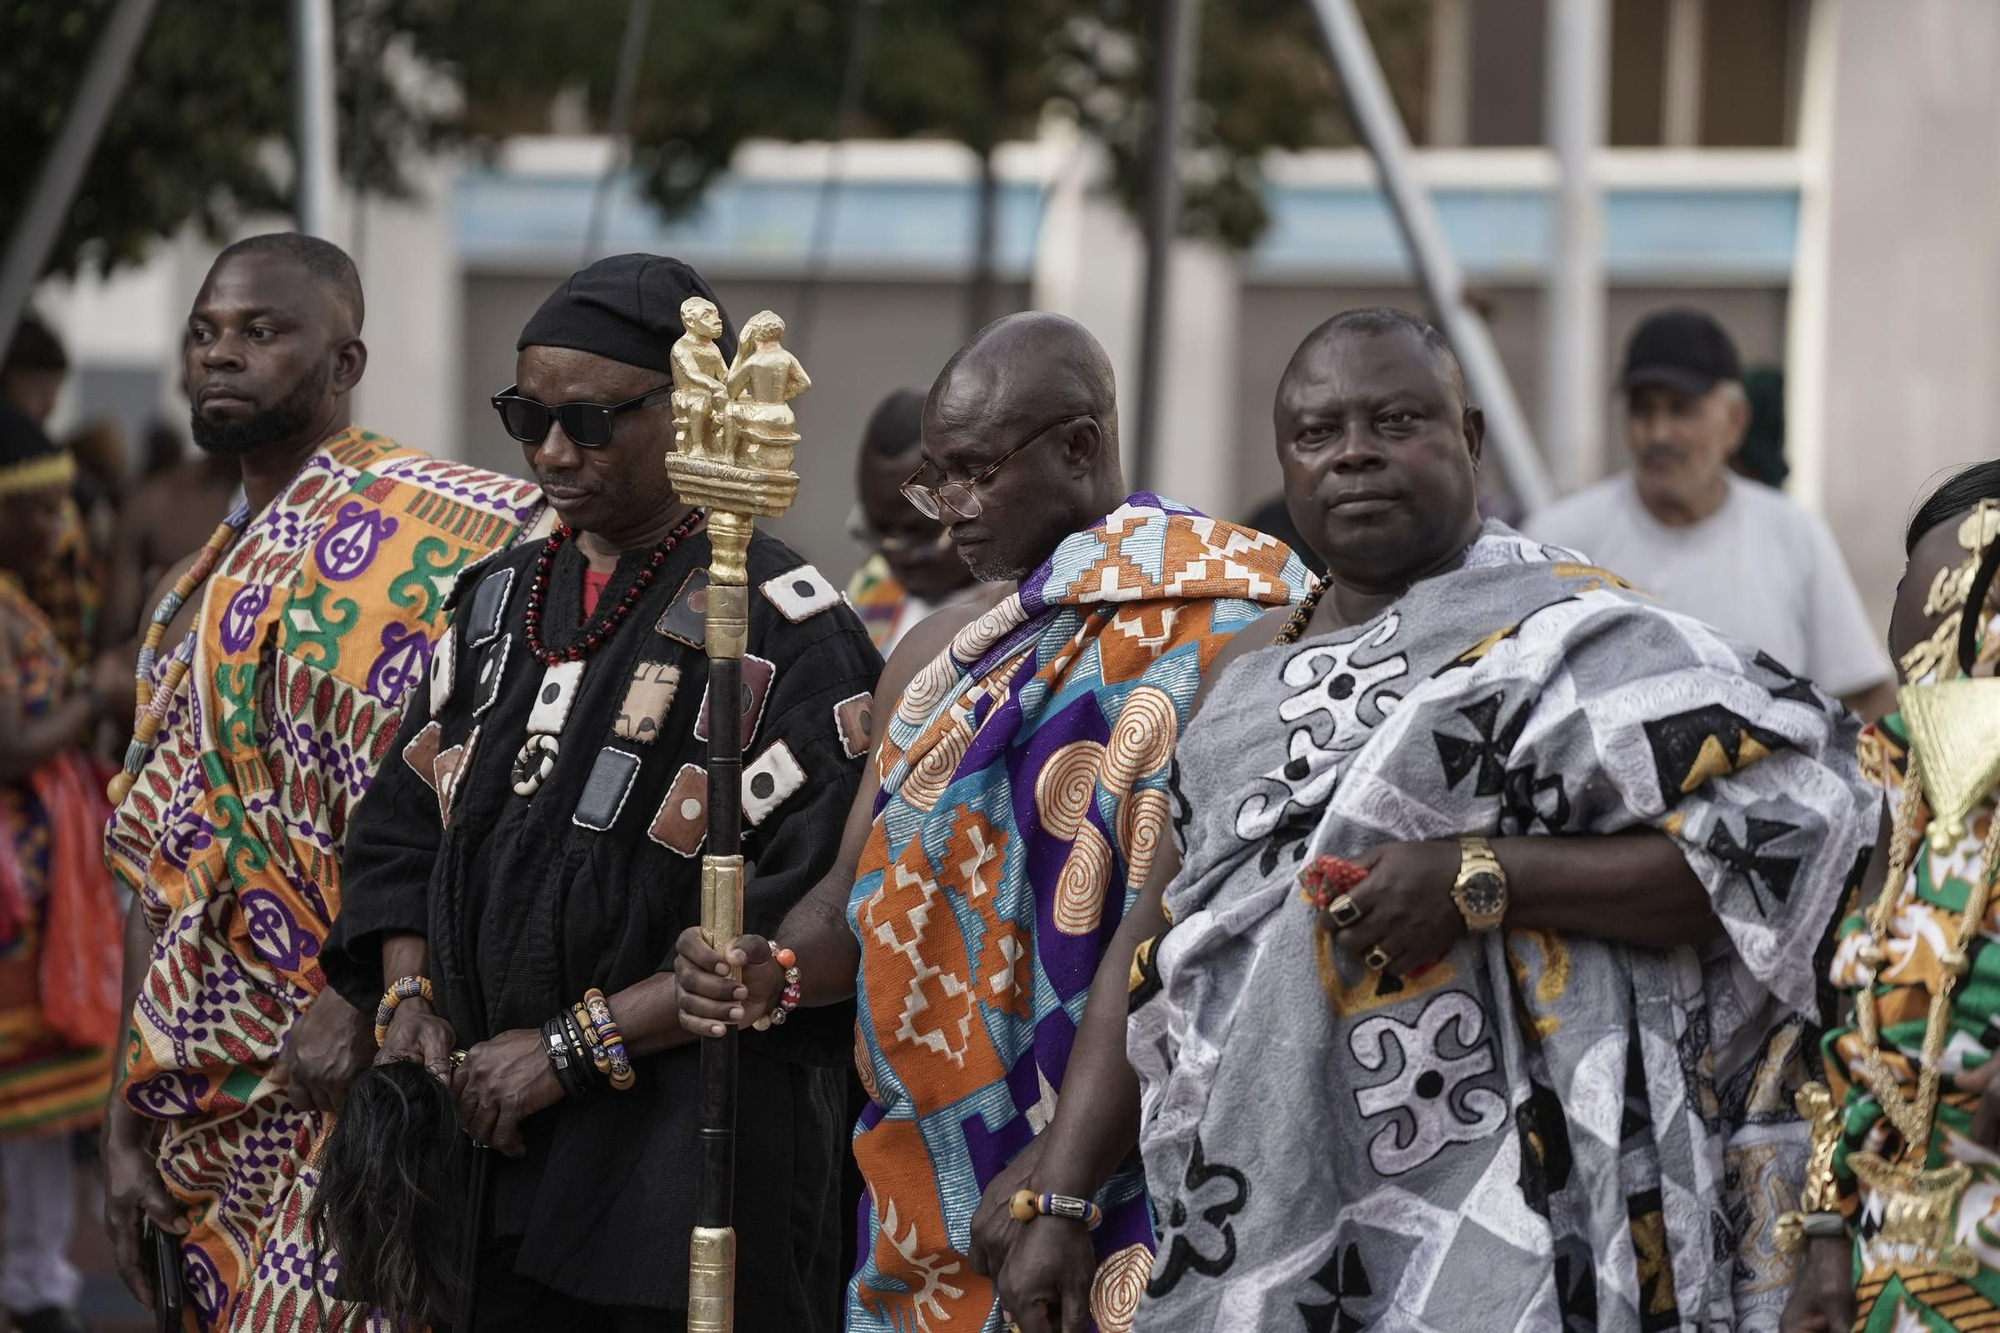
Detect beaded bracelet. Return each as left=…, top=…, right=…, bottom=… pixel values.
left=572, top=1002, right=610, bottom=1074
left=582, top=988, right=635, bottom=1090
left=752, top=947, right=803, bottom=1032
left=374, top=976, right=434, bottom=1048
left=1009, top=1189, right=1104, bottom=1230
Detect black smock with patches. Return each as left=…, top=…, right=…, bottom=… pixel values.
left=324, top=527, right=880, bottom=1326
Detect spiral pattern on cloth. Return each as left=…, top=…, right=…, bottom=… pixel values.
left=1101, top=686, right=1178, bottom=801
left=1089, top=1243, right=1154, bottom=1331
left=1053, top=822, right=1113, bottom=936
left=1119, top=787, right=1172, bottom=889
left=899, top=715, right=973, bottom=812
left=896, top=652, right=959, bottom=724
left=1035, top=740, right=1106, bottom=841
left=953, top=595, right=1027, bottom=664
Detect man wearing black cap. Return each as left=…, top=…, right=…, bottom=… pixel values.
left=324, top=253, right=881, bottom=1330
left=1526, top=307, right=1893, bottom=717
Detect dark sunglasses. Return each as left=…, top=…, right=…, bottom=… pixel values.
left=490, top=382, right=674, bottom=449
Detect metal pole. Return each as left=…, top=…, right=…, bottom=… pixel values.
left=291, top=0, right=339, bottom=237
left=1132, top=0, right=1201, bottom=494
left=1542, top=0, right=1609, bottom=494
left=583, top=0, right=656, bottom=262
left=791, top=0, right=879, bottom=364
left=0, top=0, right=160, bottom=353
left=1305, top=0, right=1554, bottom=512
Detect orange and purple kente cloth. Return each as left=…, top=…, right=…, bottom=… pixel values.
left=103, top=428, right=539, bottom=1331
left=845, top=495, right=1307, bottom=1333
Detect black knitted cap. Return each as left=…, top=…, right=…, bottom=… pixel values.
left=517, top=254, right=736, bottom=372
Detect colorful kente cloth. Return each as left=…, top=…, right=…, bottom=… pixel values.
left=1823, top=640, right=2000, bottom=1329
left=846, top=495, right=1307, bottom=1333
left=0, top=577, right=119, bottom=1137
left=28, top=495, right=100, bottom=667
left=1129, top=524, right=1878, bottom=1332
left=845, top=552, right=983, bottom=657
left=102, top=428, right=539, bottom=1333
left=848, top=552, right=906, bottom=651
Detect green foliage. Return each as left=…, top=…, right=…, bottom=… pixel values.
left=423, top=0, right=1434, bottom=252
left=1, top=0, right=452, bottom=279
left=6, top=0, right=1434, bottom=281
left=1056, top=0, right=1431, bottom=249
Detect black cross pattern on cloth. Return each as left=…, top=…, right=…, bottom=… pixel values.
left=1298, top=1241, right=1371, bottom=1333
left=1703, top=814, right=1802, bottom=916
left=1144, top=1135, right=1250, bottom=1298
left=1554, top=1237, right=1598, bottom=1333
left=1432, top=693, right=1527, bottom=798
left=1753, top=650, right=1824, bottom=708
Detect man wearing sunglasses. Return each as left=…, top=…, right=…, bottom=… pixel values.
left=846, top=387, right=984, bottom=655
left=675, top=310, right=1311, bottom=1333
left=325, top=253, right=880, bottom=1330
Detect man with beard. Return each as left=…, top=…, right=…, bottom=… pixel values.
left=322, top=254, right=880, bottom=1329
left=675, top=312, right=1309, bottom=1332
left=1002, top=309, right=1877, bottom=1331
left=845, top=387, right=983, bottom=655
left=1525, top=308, right=1893, bottom=718
left=99, top=233, right=541, bottom=1331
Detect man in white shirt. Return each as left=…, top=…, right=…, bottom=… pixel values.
left=1526, top=308, right=1895, bottom=717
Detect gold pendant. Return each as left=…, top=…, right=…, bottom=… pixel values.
left=1849, top=1152, right=1980, bottom=1278
left=1899, top=678, right=2000, bottom=853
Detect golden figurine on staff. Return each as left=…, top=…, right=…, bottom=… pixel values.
left=666, top=298, right=811, bottom=1333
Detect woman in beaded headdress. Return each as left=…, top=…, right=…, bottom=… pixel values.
left=1785, top=460, right=2000, bottom=1332
left=0, top=401, right=124, bottom=1333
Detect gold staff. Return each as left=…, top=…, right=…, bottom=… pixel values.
left=665, top=300, right=810, bottom=1333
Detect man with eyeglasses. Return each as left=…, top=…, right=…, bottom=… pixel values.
left=846, top=387, right=983, bottom=655
left=674, top=310, right=1309, bottom=1333
left=323, top=253, right=879, bottom=1330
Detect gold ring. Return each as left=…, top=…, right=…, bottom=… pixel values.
left=1327, top=893, right=1362, bottom=928
left=1364, top=945, right=1391, bottom=972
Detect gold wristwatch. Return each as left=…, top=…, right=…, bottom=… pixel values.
left=1452, top=836, right=1508, bottom=931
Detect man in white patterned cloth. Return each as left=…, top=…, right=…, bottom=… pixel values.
left=1003, top=308, right=1880, bottom=1332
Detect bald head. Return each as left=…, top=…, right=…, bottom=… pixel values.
left=1282, top=306, right=1466, bottom=410
left=928, top=312, right=1119, bottom=450
left=918, top=312, right=1127, bottom=581
left=213, top=233, right=364, bottom=338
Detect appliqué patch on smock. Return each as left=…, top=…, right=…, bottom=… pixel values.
left=833, top=692, right=873, bottom=759
left=466, top=567, right=514, bottom=649
left=742, top=740, right=806, bottom=826
left=615, top=661, right=682, bottom=744
left=434, top=726, right=480, bottom=826
left=403, top=719, right=442, bottom=791
left=512, top=733, right=559, bottom=797
left=526, top=659, right=586, bottom=735
left=470, top=635, right=510, bottom=719
left=760, top=565, right=842, bottom=622
left=429, top=630, right=457, bottom=713
left=647, top=763, right=709, bottom=856
left=695, top=654, right=774, bottom=748
left=654, top=568, right=710, bottom=649
left=573, top=747, right=643, bottom=831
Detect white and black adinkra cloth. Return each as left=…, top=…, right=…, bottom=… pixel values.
left=1127, top=523, right=1876, bottom=1333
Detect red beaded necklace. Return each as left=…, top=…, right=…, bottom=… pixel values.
left=524, top=508, right=704, bottom=665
